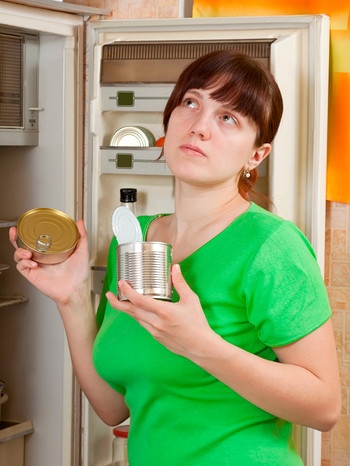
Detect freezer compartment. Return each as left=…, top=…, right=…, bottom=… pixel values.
left=100, top=40, right=274, bottom=83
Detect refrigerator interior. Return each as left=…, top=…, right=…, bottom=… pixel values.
left=86, top=15, right=330, bottom=466
left=0, top=2, right=84, bottom=464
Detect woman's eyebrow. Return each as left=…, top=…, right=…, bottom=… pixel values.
left=185, top=89, right=202, bottom=96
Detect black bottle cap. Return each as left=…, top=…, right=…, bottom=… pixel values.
left=120, top=188, right=137, bottom=203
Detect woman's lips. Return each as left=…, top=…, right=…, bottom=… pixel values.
left=180, top=144, right=206, bottom=157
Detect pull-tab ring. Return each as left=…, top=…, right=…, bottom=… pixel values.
left=36, top=234, right=52, bottom=252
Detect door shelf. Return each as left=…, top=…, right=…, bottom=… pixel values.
left=100, top=84, right=174, bottom=112
left=100, top=147, right=172, bottom=176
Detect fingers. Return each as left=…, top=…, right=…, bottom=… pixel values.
left=76, top=219, right=87, bottom=238
left=171, top=264, right=198, bottom=303
left=9, top=227, right=33, bottom=264
left=14, top=248, right=35, bottom=267
left=113, top=280, right=160, bottom=311
left=106, top=280, right=169, bottom=324
left=112, top=264, right=196, bottom=311
left=107, top=283, right=172, bottom=339
left=9, top=226, right=18, bottom=249
left=16, top=256, right=38, bottom=272
left=106, top=288, right=142, bottom=323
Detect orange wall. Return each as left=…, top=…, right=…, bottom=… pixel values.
left=193, top=1, right=350, bottom=205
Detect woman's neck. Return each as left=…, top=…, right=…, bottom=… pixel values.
left=147, top=181, right=250, bottom=263
left=172, top=181, right=246, bottom=228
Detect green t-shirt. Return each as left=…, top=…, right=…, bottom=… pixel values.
left=93, top=203, right=331, bottom=465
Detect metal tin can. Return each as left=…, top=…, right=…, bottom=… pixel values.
left=110, top=126, right=155, bottom=147
left=17, top=208, right=79, bottom=264
left=117, top=241, right=172, bottom=301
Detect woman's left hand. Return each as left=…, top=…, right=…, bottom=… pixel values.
left=108, top=264, right=341, bottom=432
left=106, top=263, right=214, bottom=358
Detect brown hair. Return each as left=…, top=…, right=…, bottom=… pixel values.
left=162, top=50, right=283, bottom=199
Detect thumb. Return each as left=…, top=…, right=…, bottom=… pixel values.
left=76, top=219, right=87, bottom=238
left=171, top=264, right=196, bottom=302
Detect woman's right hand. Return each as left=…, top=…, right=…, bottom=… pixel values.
left=9, top=219, right=90, bottom=306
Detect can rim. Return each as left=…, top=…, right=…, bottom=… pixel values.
left=117, top=240, right=171, bottom=249
left=17, top=208, right=79, bottom=255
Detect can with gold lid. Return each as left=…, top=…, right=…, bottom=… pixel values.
left=17, top=208, right=79, bottom=264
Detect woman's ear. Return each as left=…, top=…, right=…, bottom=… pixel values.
left=248, top=143, right=271, bottom=170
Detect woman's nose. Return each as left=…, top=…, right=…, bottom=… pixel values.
left=189, top=114, right=211, bottom=139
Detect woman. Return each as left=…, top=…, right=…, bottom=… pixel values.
left=10, top=51, right=340, bottom=465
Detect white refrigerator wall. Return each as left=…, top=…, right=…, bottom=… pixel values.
left=86, top=16, right=330, bottom=466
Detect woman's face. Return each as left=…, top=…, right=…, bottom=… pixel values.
left=164, top=88, right=270, bottom=188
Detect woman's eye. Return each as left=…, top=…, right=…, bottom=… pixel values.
left=183, top=98, right=197, bottom=108
left=221, top=114, right=236, bottom=125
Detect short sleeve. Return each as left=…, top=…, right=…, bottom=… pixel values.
left=243, top=221, right=331, bottom=347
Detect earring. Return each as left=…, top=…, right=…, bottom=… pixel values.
left=243, top=169, right=251, bottom=179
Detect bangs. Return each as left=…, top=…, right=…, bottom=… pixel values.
left=163, top=51, right=283, bottom=145
left=182, top=61, right=271, bottom=135
left=207, top=74, right=260, bottom=119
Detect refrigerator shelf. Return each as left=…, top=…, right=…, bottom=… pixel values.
left=0, top=295, right=28, bottom=309
left=0, top=220, right=17, bottom=228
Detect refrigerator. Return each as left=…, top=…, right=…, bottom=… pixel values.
left=85, top=14, right=330, bottom=466
left=0, top=2, right=330, bottom=465
left=0, top=2, right=86, bottom=466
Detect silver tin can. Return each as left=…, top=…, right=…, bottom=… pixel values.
left=117, top=241, right=172, bottom=301
left=110, top=126, right=155, bottom=147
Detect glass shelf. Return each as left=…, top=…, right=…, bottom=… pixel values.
left=0, top=295, right=29, bottom=308
left=1, top=220, right=27, bottom=308
left=0, top=220, right=17, bottom=228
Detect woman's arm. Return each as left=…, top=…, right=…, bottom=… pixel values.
left=185, top=318, right=340, bottom=431
left=110, top=264, right=340, bottom=431
left=56, top=296, right=129, bottom=426
left=9, top=222, right=129, bottom=426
